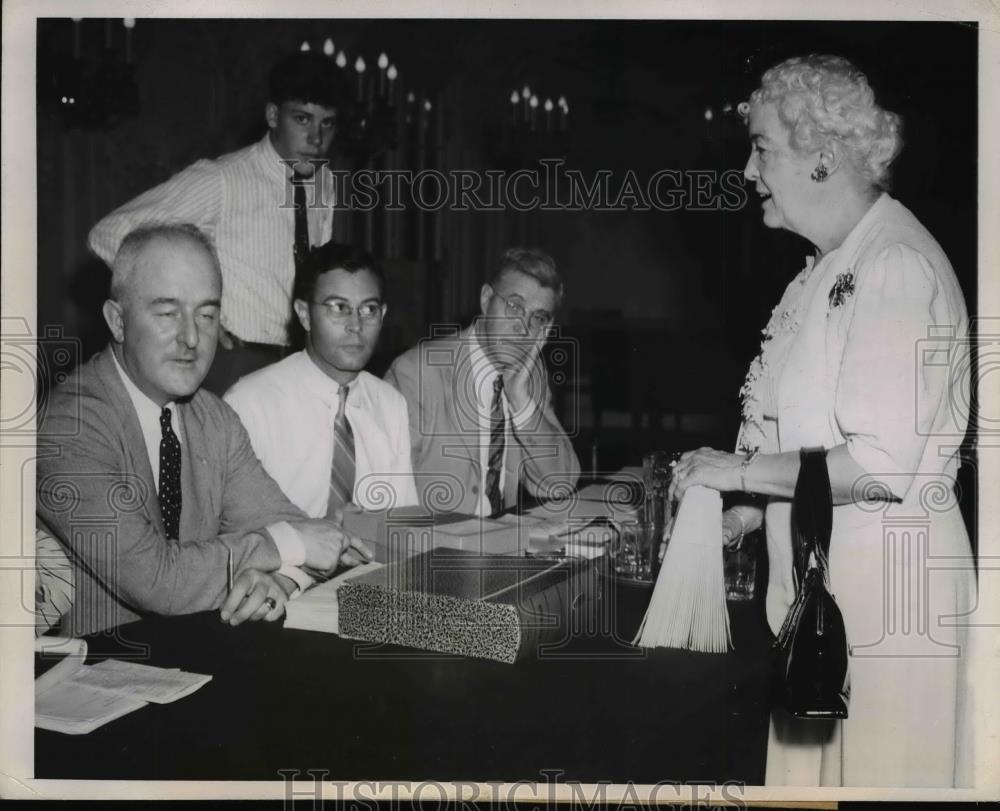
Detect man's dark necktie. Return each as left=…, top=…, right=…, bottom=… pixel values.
left=327, top=384, right=356, bottom=516
left=158, top=407, right=182, bottom=540
left=292, top=172, right=310, bottom=270
left=485, top=376, right=506, bottom=518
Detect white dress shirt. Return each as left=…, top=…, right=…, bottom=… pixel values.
left=224, top=351, right=419, bottom=516
left=89, top=134, right=336, bottom=346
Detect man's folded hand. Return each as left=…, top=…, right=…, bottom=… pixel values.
left=220, top=569, right=289, bottom=625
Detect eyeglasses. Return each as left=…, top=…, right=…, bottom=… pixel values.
left=492, top=292, right=553, bottom=331
left=313, top=300, right=384, bottom=322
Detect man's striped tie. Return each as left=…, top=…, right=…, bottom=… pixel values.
left=327, top=384, right=355, bottom=516
left=485, top=375, right=506, bottom=517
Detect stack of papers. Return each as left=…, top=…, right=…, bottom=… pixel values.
left=284, top=561, right=384, bottom=634
left=35, top=639, right=212, bottom=735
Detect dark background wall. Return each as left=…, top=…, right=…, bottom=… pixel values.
left=35, top=18, right=978, bottom=479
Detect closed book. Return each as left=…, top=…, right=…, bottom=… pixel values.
left=338, top=548, right=597, bottom=663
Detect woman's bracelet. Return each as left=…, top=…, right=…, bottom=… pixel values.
left=740, top=449, right=760, bottom=494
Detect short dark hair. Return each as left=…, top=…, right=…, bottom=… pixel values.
left=489, top=247, right=563, bottom=303
left=268, top=51, right=343, bottom=110
left=292, top=241, right=385, bottom=304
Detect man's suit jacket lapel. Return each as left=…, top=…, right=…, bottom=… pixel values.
left=442, top=329, right=485, bottom=467
left=92, top=349, right=166, bottom=535
left=177, top=401, right=216, bottom=540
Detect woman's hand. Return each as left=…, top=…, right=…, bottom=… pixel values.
left=721, top=509, right=746, bottom=548
left=667, top=447, right=746, bottom=504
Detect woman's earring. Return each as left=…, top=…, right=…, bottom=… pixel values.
left=810, top=164, right=829, bottom=182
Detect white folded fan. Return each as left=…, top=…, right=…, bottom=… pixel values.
left=633, top=485, right=731, bottom=653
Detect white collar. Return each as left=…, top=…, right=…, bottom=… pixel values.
left=294, top=350, right=369, bottom=410
left=110, top=348, right=178, bottom=425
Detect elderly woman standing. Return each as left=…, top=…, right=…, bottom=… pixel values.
left=669, top=55, right=975, bottom=787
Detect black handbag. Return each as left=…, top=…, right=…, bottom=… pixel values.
left=772, top=447, right=851, bottom=719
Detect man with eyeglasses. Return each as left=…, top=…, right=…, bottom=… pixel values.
left=225, top=242, right=418, bottom=523
left=385, top=247, right=580, bottom=517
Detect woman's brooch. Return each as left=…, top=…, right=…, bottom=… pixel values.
left=828, top=271, right=855, bottom=309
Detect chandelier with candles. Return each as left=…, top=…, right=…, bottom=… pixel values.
left=509, top=85, right=569, bottom=134
left=299, top=38, right=434, bottom=165
left=488, top=83, right=570, bottom=169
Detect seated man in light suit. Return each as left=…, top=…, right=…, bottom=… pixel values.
left=385, top=247, right=580, bottom=516
left=225, top=243, right=418, bottom=518
left=36, top=224, right=367, bottom=636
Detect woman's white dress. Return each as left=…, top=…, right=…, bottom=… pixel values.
left=737, top=194, right=977, bottom=787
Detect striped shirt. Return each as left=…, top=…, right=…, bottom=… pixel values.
left=88, top=134, right=337, bottom=346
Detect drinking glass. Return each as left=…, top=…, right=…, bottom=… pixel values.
left=724, top=534, right=757, bottom=601
left=643, top=450, right=679, bottom=550
left=612, top=521, right=659, bottom=582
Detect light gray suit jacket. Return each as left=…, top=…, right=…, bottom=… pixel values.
left=36, top=348, right=306, bottom=635
left=384, top=326, right=580, bottom=515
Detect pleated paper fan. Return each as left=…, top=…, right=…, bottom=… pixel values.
left=634, top=485, right=731, bottom=653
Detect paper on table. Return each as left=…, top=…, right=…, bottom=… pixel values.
left=433, top=517, right=507, bottom=536
left=35, top=636, right=87, bottom=696
left=66, top=659, right=212, bottom=704
left=36, top=682, right=148, bottom=735
left=573, top=483, right=614, bottom=501
left=562, top=541, right=608, bottom=560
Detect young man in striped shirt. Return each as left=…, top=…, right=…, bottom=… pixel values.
left=88, top=51, right=341, bottom=394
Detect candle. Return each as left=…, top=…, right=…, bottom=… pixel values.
left=521, top=85, right=531, bottom=121
left=510, top=90, right=519, bottom=125
left=354, top=56, right=366, bottom=103
left=323, top=38, right=335, bottom=57
left=544, top=97, right=553, bottom=133
left=377, top=52, right=388, bottom=98
left=300, top=40, right=310, bottom=52
left=387, top=64, right=398, bottom=106
left=335, top=51, right=347, bottom=69
left=123, top=18, right=135, bottom=64
left=529, top=94, right=538, bottom=131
